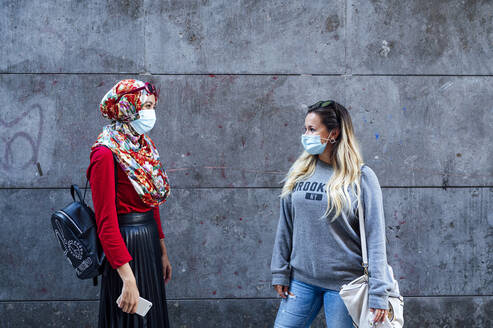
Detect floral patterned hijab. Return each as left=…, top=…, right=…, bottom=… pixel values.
left=92, top=79, right=170, bottom=206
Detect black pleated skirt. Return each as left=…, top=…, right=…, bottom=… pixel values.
left=98, top=210, right=170, bottom=328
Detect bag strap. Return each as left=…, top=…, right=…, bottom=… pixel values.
left=82, top=179, right=89, bottom=202
left=357, top=165, right=369, bottom=275
left=71, top=184, right=84, bottom=203
left=82, top=152, right=118, bottom=203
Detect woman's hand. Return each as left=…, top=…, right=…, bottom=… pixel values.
left=370, top=308, right=389, bottom=323
left=274, top=284, right=295, bottom=299
left=116, top=263, right=140, bottom=314
left=161, top=254, right=172, bottom=284
left=160, top=238, right=172, bottom=284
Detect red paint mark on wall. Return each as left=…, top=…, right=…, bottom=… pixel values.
left=220, top=153, right=226, bottom=179
left=166, top=167, right=191, bottom=172
left=33, top=82, right=46, bottom=93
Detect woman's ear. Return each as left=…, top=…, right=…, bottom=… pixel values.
left=331, top=128, right=341, bottom=139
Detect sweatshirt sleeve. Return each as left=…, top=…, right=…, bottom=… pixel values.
left=271, top=193, right=294, bottom=286
left=153, top=207, right=165, bottom=239
left=87, top=146, right=133, bottom=269
left=361, top=165, right=394, bottom=309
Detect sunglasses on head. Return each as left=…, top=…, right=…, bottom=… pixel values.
left=308, top=100, right=333, bottom=110
left=115, top=82, right=159, bottom=103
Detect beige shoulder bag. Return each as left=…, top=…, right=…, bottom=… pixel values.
left=339, top=173, right=404, bottom=328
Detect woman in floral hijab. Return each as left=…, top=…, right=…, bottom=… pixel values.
left=94, top=78, right=170, bottom=206
left=87, top=79, right=171, bottom=328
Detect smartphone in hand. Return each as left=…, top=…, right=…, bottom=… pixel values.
left=116, top=295, right=153, bottom=317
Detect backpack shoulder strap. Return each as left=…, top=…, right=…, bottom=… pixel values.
left=358, top=163, right=368, bottom=275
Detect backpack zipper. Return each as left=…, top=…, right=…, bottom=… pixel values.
left=57, top=210, right=83, bottom=235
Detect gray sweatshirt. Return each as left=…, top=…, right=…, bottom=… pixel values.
left=271, top=158, right=394, bottom=309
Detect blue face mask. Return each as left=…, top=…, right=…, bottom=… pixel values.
left=130, top=109, right=156, bottom=135
left=301, top=134, right=328, bottom=155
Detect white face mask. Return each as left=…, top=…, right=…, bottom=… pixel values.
left=130, top=109, right=156, bottom=135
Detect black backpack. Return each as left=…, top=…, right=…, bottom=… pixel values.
left=51, top=184, right=105, bottom=285
left=51, top=154, right=117, bottom=286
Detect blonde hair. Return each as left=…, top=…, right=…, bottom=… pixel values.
left=281, top=101, right=364, bottom=220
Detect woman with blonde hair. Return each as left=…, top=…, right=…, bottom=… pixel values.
left=271, top=100, right=394, bottom=327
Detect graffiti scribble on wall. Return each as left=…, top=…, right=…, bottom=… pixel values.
left=0, top=104, right=43, bottom=171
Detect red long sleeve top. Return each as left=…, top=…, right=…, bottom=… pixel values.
left=86, top=146, right=165, bottom=269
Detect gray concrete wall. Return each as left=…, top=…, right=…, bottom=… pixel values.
left=1, top=0, right=492, bottom=327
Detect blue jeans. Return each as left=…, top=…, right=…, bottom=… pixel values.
left=274, top=279, right=354, bottom=328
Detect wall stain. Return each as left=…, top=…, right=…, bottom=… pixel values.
left=324, top=14, right=340, bottom=33
left=105, top=0, right=143, bottom=20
